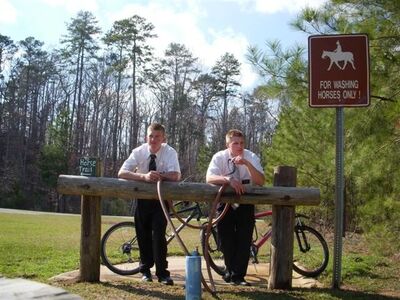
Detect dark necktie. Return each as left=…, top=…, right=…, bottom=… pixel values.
left=232, top=164, right=240, bottom=209
left=149, top=154, right=157, bottom=171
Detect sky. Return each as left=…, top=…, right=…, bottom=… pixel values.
left=0, top=0, right=328, bottom=91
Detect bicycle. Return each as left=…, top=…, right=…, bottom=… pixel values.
left=201, top=208, right=329, bottom=278
left=100, top=201, right=207, bottom=275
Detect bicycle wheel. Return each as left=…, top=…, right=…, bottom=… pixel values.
left=292, top=225, right=329, bottom=277
left=100, top=221, right=140, bottom=275
left=200, top=225, right=226, bottom=276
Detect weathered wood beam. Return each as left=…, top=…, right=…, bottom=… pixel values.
left=269, top=166, right=296, bottom=289
left=57, top=175, right=320, bottom=206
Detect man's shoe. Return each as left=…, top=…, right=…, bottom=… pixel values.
left=222, top=273, right=231, bottom=283
left=158, top=276, right=174, bottom=285
left=231, top=279, right=251, bottom=286
left=141, top=273, right=152, bottom=282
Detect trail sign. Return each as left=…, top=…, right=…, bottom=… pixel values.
left=309, top=34, right=370, bottom=107
left=79, top=157, right=97, bottom=177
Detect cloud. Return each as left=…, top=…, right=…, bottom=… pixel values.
left=204, top=28, right=258, bottom=89
left=106, top=2, right=203, bottom=57
left=254, top=0, right=327, bottom=14
left=107, top=1, right=256, bottom=90
left=220, top=0, right=328, bottom=14
left=39, top=0, right=99, bottom=14
left=0, top=0, right=17, bottom=24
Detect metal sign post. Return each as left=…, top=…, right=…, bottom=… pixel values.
left=333, top=107, right=344, bottom=288
left=308, top=34, right=370, bottom=289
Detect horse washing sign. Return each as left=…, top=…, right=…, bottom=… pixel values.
left=308, top=34, right=370, bottom=107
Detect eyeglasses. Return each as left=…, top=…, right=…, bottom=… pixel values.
left=226, top=158, right=237, bottom=176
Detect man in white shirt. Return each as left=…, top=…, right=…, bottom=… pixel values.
left=206, top=129, right=265, bottom=286
left=118, top=123, right=181, bottom=285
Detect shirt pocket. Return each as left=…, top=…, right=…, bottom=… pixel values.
left=158, top=160, right=167, bottom=172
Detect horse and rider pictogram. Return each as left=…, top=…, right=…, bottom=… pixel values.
left=321, top=40, right=356, bottom=71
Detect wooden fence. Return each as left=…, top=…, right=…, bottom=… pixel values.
left=57, top=166, right=320, bottom=290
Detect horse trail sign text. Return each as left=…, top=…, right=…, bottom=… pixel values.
left=79, top=157, right=97, bottom=177
left=308, top=34, right=370, bottom=107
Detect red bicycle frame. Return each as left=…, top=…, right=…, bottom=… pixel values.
left=252, top=210, right=273, bottom=250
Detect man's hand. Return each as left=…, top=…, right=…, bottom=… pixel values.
left=229, top=177, right=245, bottom=195
left=231, top=155, right=248, bottom=167
left=145, top=171, right=163, bottom=182
left=231, top=155, right=265, bottom=186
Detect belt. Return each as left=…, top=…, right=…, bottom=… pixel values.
left=241, top=179, right=250, bottom=184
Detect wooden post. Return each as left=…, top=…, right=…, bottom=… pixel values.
left=268, top=166, right=296, bottom=289
left=79, top=158, right=102, bottom=282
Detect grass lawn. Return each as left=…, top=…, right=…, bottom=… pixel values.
left=0, top=210, right=399, bottom=299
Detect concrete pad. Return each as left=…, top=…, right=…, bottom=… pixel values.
left=51, top=256, right=322, bottom=288
left=0, top=276, right=82, bottom=299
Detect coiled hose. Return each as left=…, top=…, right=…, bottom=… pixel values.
left=156, top=180, right=229, bottom=295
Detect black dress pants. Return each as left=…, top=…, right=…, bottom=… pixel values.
left=217, top=204, right=255, bottom=281
left=135, top=199, right=169, bottom=278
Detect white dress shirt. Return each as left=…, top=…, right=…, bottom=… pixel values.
left=120, top=143, right=181, bottom=174
left=206, top=149, right=264, bottom=183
